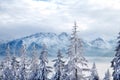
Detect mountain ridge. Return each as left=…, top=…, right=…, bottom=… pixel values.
left=0, top=32, right=116, bottom=57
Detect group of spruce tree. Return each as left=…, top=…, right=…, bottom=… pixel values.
left=0, top=22, right=119, bottom=80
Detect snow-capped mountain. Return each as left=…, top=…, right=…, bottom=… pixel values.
left=90, top=38, right=112, bottom=49
left=0, top=32, right=116, bottom=57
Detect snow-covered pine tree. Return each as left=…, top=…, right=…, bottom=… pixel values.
left=11, top=55, right=19, bottom=80
left=89, top=62, right=99, bottom=80
left=0, top=61, right=5, bottom=79
left=3, top=66, right=13, bottom=80
left=63, top=22, right=88, bottom=80
left=111, top=32, right=120, bottom=80
left=103, top=69, right=110, bottom=80
left=5, top=44, right=11, bottom=67
left=29, top=44, right=40, bottom=80
left=52, top=50, right=65, bottom=80
left=3, top=44, right=13, bottom=80
left=39, top=44, right=52, bottom=80
left=18, top=44, right=28, bottom=80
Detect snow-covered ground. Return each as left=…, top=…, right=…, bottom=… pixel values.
left=86, top=57, right=113, bottom=79
left=48, top=57, right=113, bottom=80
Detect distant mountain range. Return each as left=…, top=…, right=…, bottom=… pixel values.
left=0, top=32, right=117, bottom=57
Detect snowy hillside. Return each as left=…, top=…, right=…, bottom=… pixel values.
left=0, top=32, right=116, bottom=57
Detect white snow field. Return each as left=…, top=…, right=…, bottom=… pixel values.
left=86, top=57, right=113, bottom=80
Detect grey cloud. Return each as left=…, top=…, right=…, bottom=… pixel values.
left=0, top=0, right=120, bottom=40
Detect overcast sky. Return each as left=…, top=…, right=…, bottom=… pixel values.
left=0, top=0, right=120, bottom=40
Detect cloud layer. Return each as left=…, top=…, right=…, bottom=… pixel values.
left=0, top=0, right=120, bottom=40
